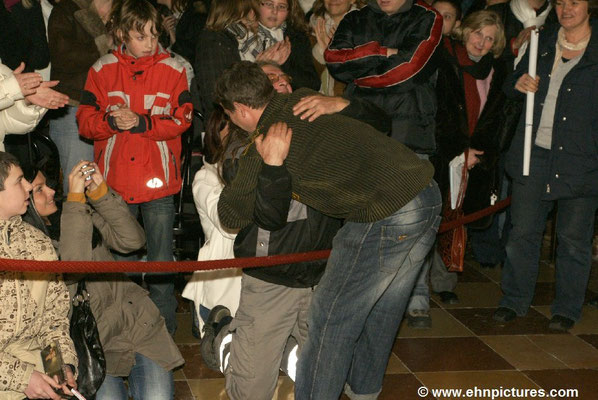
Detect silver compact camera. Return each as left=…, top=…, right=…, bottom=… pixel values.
left=81, top=164, right=95, bottom=181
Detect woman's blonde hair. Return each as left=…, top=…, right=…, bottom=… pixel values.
left=21, top=0, right=35, bottom=8
left=206, top=0, right=260, bottom=31
left=311, top=0, right=367, bottom=18
left=108, top=0, right=162, bottom=46
left=453, top=10, right=506, bottom=58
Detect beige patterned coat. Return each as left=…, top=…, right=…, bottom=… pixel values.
left=0, top=216, right=77, bottom=399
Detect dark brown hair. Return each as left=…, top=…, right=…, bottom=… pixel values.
left=109, top=0, right=162, bottom=46
left=551, top=0, right=598, bottom=17
left=0, top=152, right=20, bottom=191
left=206, top=0, right=260, bottom=31
left=214, top=61, right=275, bottom=112
left=203, top=107, right=251, bottom=182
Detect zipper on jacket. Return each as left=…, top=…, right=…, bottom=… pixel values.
left=171, top=151, right=178, bottom=181
left=96, top=149, right=103, bottom=165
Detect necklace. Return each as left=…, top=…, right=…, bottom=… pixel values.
left=558, top=27, right=591, bottom=51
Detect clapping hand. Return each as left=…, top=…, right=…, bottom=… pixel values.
left=25, top=81, right=69, bottom=109
left=257, top=38, right=292, bottom=65
left=13, top=62, right=42, bottom=96
left=314, top=17, right=336, bottom=51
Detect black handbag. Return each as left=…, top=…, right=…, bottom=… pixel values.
left=463, top=162, right=498, bottom=230
left=70, top=280, right=106, bottom=399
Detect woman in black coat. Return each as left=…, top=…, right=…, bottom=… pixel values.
left=434, top=10, right=507, bottom=203
left=433, top=10, right=508, bottom=271
left=194, top=0, right=259, bottom=120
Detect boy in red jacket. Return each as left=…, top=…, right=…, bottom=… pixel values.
left=76, top=0, right=193, bottom=334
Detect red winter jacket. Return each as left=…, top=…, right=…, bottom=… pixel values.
left=77, top=45, right=192, bottom=204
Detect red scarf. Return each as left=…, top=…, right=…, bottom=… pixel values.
left=445, top=39, right=488, bottom=137
left=3, top=0, right=20, bottom=11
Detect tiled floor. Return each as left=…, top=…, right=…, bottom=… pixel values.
left=172, top=253, right=598, bottom=399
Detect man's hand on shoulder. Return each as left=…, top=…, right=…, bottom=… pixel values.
left=292, top=95, right=350, bottom=122
left=255, top=122, right=292, bottom=166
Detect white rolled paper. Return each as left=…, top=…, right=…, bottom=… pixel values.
left=523, top=29, right=540, bottom=176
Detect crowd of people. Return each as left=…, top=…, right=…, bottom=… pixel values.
left=0, top=0, right=597, bottom=398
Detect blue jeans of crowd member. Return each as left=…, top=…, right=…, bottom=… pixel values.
left=49, top=106, right=94, bottom=195
left=500, top=148, right=598, bottom=322
left=95, top=353, right=174, bottom=400
left=126, top=195, right=178, bottom=335
left=295, top=182, right=442, bottom=400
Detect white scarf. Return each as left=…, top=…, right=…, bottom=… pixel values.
left=552, top=27, right=590, bottom=72
left=510, top=0, right=553, bottom=67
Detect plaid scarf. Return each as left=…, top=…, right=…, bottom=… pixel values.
left=257, top=22, right=286, bottom=53
left=226, top=22, right=260, bottom=61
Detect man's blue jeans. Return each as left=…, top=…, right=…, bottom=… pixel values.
left=49, top=106, right=94, bottom=195
left=126, top=195, right=178, bottom=334
left=95, top=353, right=174, bottom=400
left=295, top=182, right=441, bottom=400
left=500, top=149, right=598, bottom=322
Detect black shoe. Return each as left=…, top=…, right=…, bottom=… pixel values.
left=548, top=315, right=574, bottom=331
left=437, top=291, right=459, bottom=305
left=589, top=296, right=598, bottom=308
left=492, top=307, right=517, bottom=323
left=200, top=305, right=231, bottom=371
left=407, top=310, right=432, bottom=329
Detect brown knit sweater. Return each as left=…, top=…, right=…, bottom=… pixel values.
left=218, top=88, right=434, bottom=229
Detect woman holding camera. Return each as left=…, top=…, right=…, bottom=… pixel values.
left=23, top=161, right=183, bottom=399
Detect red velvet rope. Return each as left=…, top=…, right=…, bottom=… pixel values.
left=0, top=250, right=332, bottom=273
left=438, top=197, right=511, bottom=233
left=0, top=198, right=510, bottom=273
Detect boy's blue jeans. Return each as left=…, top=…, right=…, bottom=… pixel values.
left=295, top=182, right=441, bottom=400
left=127, top=195, right=177, bottom=334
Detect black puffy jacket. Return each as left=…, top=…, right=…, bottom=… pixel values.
left=325, top=0, right=442, bottom=154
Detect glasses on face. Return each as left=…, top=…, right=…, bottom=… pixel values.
left=267, top=72, right=292, bottom=84
left=260, top=1, right=289, bottom=12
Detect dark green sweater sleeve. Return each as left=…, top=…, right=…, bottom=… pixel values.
left=217, top=152, right=264, bottom=229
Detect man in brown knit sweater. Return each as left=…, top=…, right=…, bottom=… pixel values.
left=215, top=61, right=442, bottom=400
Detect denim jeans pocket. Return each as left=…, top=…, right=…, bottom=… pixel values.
left=228, top=314, right=255, bottom=379
left=379, top=219, right=428, bottom=273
